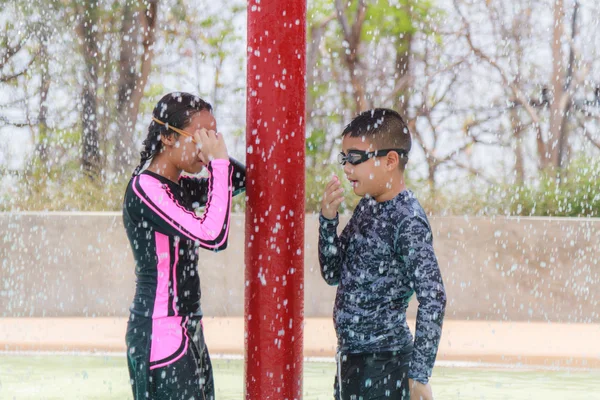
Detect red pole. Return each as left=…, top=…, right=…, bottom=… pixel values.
left=245, top=1, right=306, bottom=399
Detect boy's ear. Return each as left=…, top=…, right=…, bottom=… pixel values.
left=386, top=151, right=400, bottom=171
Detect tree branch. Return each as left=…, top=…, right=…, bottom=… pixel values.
left=0, top=47, right=39, bottom=83
left=307, top=14, right=336, bottom=92
left=0, top=115, right=34, bottom=127
left=350, top=0, right=367, bottom=48
left=0, top=37, right=27, bottom=70
left=453, top=0, right=548, bottom=167
left=334, top=0, right=352, bottom=42
left=583, top=129, right=600, bottom=150
left=453, top=0, right=542, bottom=127
left=449, top=159, right=496, bottom=185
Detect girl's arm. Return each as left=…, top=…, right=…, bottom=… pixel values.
left=130, top=159, right=233, bottom=250
left=179, top=157, right=246, bottom=206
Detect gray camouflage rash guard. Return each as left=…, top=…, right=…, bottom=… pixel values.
left=318, top=190, right=446, bottom=384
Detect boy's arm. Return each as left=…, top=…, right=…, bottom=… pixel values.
left=318, top=213, right=343, bottom=285
left=396, top=215, right=447, bottom=384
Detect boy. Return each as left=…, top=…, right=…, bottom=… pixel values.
left=318, top=108, right=446, bottom=400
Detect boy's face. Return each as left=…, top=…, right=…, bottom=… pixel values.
left=341, top=135, right=394, bottom=199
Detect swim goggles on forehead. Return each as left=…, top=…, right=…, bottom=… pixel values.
left=337, top=149, right=408, bottom=166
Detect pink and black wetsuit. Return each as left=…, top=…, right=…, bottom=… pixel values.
left=123, top=158, right=244, bottom=400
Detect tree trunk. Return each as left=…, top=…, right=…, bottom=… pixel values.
left=548, top=0, right=568, bottom=171
left=36, top=38, right=50, bottom=168
left=393, top=33, right=412, bottom=117
left=114, top=0, right=158, bottom=176
left=78, top=1, right=101, bottom=180
left=306, top=15, right=335, bottom=120
left=509, top=107, right=525, bottom=184
left=347, top=60, right=368, bottom=113
left=334, top=0, right=368, bottom=114
left=428, top=160, right=437, bottom=204
left=514, top=137, right=525, bottom=185
left=113, top=0, right=139, bottom=173
left=556, top=0, right=579, bottom=170
left=129, top=0, right=157, bottom=133
left=213, top=54, right=224, bottom=115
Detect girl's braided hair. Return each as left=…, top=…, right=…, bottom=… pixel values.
left=132, top=92, right=213, bottom=176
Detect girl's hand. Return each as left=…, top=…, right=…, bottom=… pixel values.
left=194, top=129, right=228, bottom=163
left=321, top=175, right=344, bottom=220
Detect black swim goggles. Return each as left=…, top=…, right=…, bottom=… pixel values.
left=337, top=149, right=408, bottom=166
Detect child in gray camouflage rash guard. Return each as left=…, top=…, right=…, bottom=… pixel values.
left=318, top=108, right=447, bottom=400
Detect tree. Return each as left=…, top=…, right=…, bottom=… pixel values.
left=306, top=0, right=485, bottom=204
left=70, top=0, right=160, bottom=180
left=0, top=3, right=39, bottom=130
left=334, top=0, right=368, bottom=114
left=0, top=0, right=56, bottom=180
left=113, top=0, right=158, bottom=176
left=75, top=0, right=102, bottom=179
left=453, top=0, right=597, bottom=177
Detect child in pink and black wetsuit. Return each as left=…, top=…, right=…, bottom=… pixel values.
left=122, top=92, right=245, bottom=400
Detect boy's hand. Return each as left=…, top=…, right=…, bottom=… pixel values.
left=321, top=176, right=344, bottom=220
left=409, top=379, right=433, bottom=400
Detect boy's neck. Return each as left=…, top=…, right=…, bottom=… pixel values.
left=373, top=175, right=406, bottom=203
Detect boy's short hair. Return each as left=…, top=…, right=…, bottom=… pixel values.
left=342, top=108, right=411, bottom=170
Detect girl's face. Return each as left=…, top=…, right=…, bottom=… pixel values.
left=171, top=110, right=217, bottom=175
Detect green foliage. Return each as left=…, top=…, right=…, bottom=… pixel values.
left=363, top=0, right=432, bottom=42
left=5, top=161, right=128, bottom=212
left=497, top=159, right=600, bottom=218
left=138, top=83, right=168, bottom=120
left=306, top=129, right=328, bottom=159
left=398, top=156, right=600, bottom=218
left=6, top=141, right=599, bottom=218
left=307, top=0, right=335, bottom=20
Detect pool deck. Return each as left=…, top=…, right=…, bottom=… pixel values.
left=1, top=317, right=599, bottom=369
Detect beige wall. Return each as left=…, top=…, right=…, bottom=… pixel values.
left=1, top=213, right=598, bottom=322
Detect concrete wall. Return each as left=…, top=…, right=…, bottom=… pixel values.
left=1, top=212, right=598, bottom=322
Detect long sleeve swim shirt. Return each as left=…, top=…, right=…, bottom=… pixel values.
left=123, top=159, right=245, bottom=319
left=318, top=190, right=446, bottom=384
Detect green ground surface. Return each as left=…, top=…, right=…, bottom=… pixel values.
left=1, top=354, right=599, bottom=399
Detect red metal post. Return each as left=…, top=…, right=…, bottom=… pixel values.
left=245, top=1, right=306, bottom=399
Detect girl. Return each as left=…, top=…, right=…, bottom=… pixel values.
left=123, top=92, right=245, bottom=399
